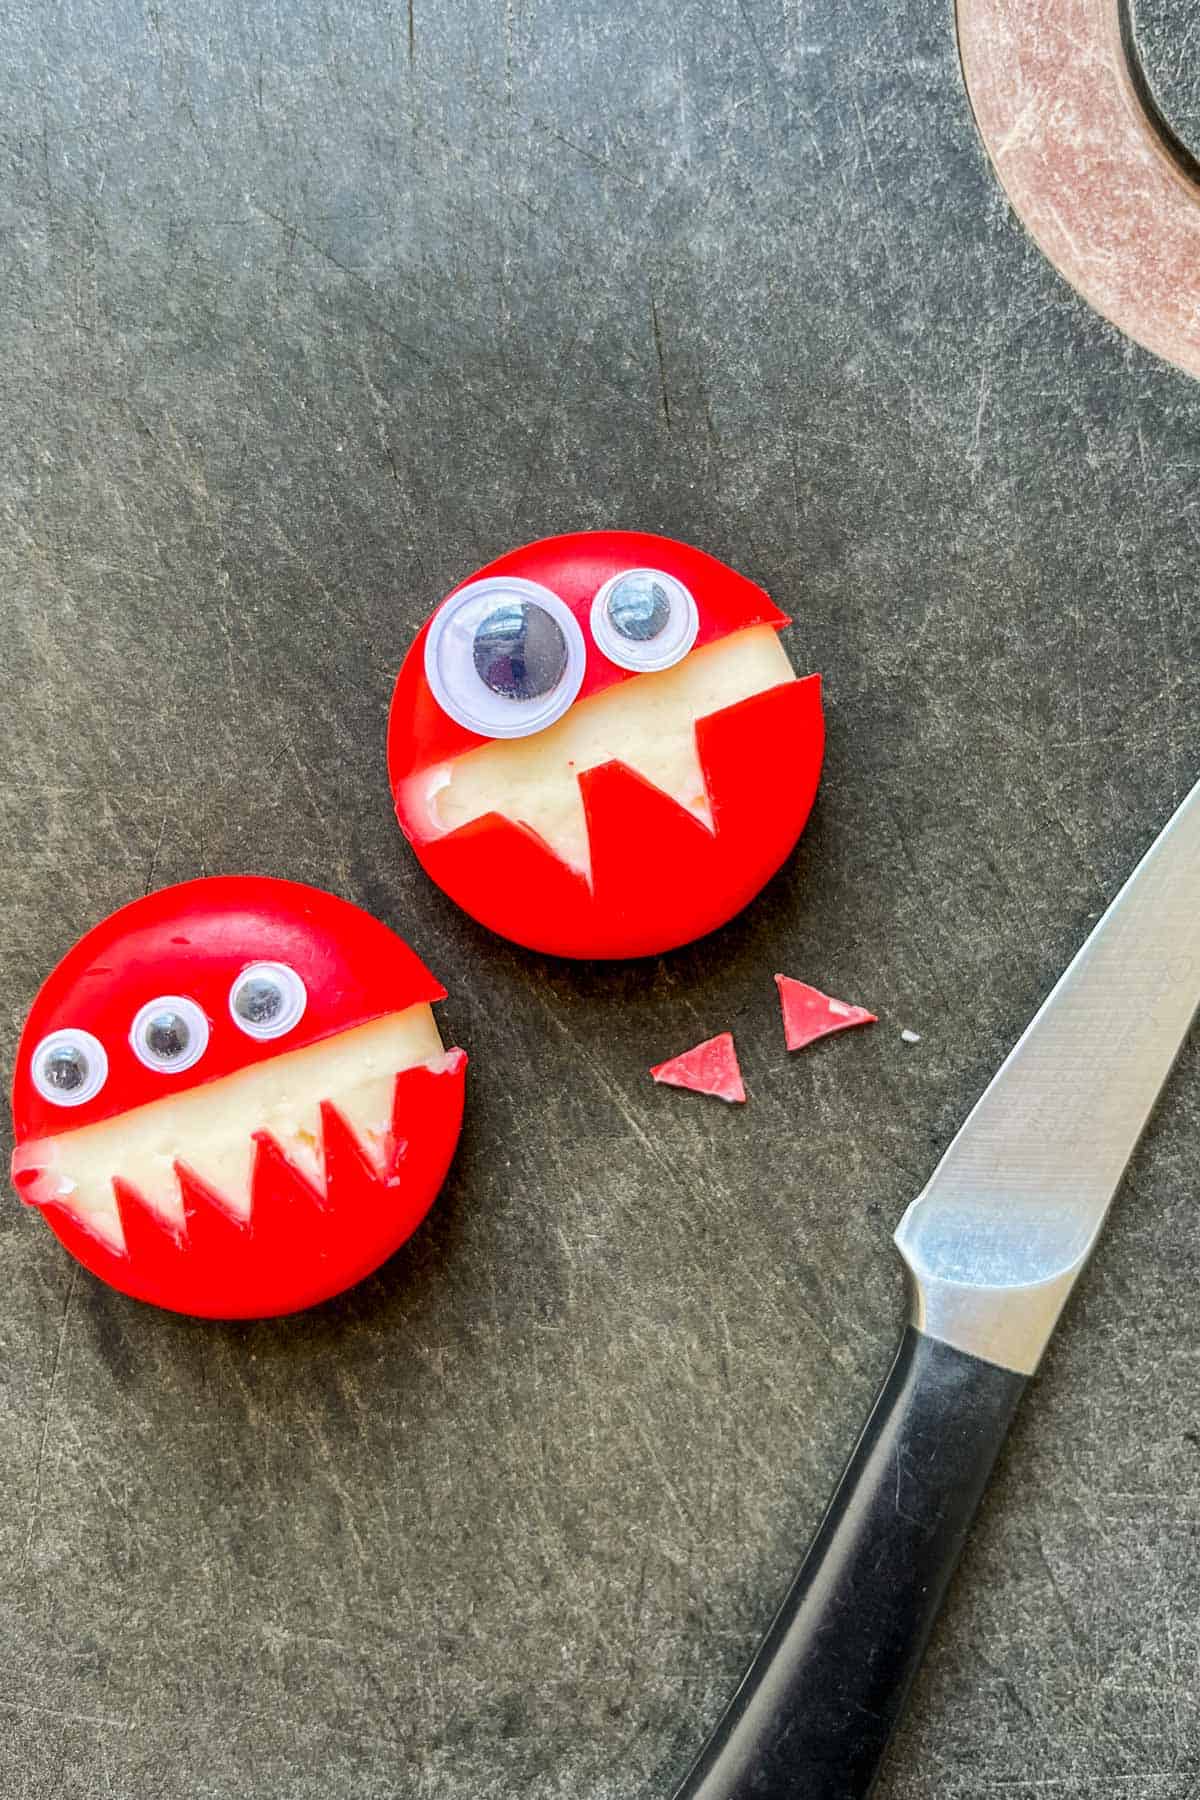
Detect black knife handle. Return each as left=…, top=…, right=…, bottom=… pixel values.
left=671, top=1328, right=1026, bottom=1800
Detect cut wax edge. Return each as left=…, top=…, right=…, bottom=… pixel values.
left=650, top=1032, right=746, bottom=1104
left=775, top=976, right=877, bottom=1052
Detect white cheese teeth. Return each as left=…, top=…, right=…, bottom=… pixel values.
left=14, top=1008, right=448, bottom=1254
left=406, top=624, right=796, bottom=878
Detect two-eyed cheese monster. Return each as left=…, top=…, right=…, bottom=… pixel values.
left=388, top=531, right=825, bottom=960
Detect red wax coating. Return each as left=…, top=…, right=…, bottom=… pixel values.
left=389, top=530, right=825, bottom=960
left=10, top=877, right=467, bottom=1318
left=651, top=1032, right=746, bottom=1104
left=775, top=975, right=877, bottom=1052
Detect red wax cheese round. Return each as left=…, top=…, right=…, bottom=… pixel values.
left=10, top=877, right=467, bottom=1318
left=388, top=531, right=825, bottom=959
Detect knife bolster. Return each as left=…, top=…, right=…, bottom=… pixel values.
left=894, top=1223, right=1083, bottom=1376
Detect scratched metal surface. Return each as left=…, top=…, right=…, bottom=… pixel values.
left=0, top=2, right=1197, bottom=1796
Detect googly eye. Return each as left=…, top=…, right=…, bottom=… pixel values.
left=130, top=996, right=210, bottom=1074
left=424, top=577, right=587, bottom=739
left=590, top=569, right=699, bottom=673
left=30, top=1028, right=109, bottom=1107
left=228, top=962, right=307, bottom=1041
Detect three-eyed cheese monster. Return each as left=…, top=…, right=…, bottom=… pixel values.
left=10, top=877, right=466, bottom=1317
left=388, top=531, right=824, bottom=959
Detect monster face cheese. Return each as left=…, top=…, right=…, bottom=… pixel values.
left=388, top=531, right=824, bottom=959
left=10, top=877, right=466, bottom=1317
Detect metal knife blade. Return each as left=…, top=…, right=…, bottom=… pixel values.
left=895, top=774, right=1200, bottom=1374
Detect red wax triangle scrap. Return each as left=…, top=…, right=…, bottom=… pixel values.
left=650, top=1031, right=746, bottom=1103
left=775, top=975, right=877, bottom=1051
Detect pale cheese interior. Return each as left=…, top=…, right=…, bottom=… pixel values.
left=406, top=625, right=795, bottom=876
left=17, top=1006, right=445, bottom=1251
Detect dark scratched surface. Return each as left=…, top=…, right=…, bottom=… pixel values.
left=1, top=2, right=1198, bottom=1796
left=1136, top=0, right=1200, bottom=153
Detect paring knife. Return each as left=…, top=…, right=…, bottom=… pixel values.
left=672, top=775, right=1200, bottom=1800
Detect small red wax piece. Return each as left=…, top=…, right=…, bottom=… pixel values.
left=775, top=976, right=877, bottom=1051
left=650, top=1032, right=746, bottom=1103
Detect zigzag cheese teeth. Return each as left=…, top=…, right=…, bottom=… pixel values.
left=9, top=877, right=467, bottom=1319
left=388, top=531, right=825, bottom=960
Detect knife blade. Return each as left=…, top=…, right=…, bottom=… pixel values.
left=894, top=771, right=1200, bottom=1375
left=672, top=774, right=1200, bottom=1800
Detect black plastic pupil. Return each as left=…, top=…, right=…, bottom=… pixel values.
left=607, top=576, right=671, bottom=642
left=145, top=1012, right=190, bottom=1061
left=473, top=601, right=567, bottom=701
left=236, top=978, right=283, bottom=1025
left=44, top=1045, right=87, bottom=1092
